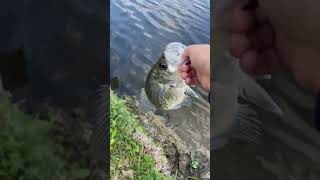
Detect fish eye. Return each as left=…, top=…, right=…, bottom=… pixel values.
left=159, top=63, right=167, bottom=70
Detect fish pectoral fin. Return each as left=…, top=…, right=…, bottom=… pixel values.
left=170, top=104, right=183, bottom=110
left=171, top=94, right=194, bottom=109
left=173, top=98, right=192, bottom=109
left=184, top=86, right=199, bottom=99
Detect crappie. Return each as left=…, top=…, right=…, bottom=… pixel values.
left=145, top=42, right=198, bottom=110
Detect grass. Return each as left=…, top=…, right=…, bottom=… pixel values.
left=110, top=90, right=170, bottom=179
left=0, top=93, right=90, bottom=180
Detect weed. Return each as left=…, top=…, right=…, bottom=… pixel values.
left=110, top=90, right=168, bottom=179
left=0, top=94, right=90, bottom=180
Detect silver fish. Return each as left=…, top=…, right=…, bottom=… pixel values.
left=145, top=42, right=198, bottom=110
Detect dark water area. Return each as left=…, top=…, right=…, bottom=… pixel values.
left=0, top=1, right=109, bottom=178
left=0, top=0, right=107, bottom=116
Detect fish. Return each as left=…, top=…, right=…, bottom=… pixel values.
left=212, top=73, right=283, bottom=149
left=145, top=42, right=199, bottom=110
left=211, top=0, right=283, bottom=150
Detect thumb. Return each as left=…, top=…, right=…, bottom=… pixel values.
left=181, top=46, right=191, bottom=61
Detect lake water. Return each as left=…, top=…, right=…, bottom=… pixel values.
left=110, top=0, right=211, bottom=170
left=110, top=0, right=210, bottom=94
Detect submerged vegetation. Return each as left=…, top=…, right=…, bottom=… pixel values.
left=110, top=90, right=169, bottom=179
left=0, top=92, right=90, bottom=180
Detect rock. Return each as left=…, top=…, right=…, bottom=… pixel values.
left=122, top=169, right=134, bottom=179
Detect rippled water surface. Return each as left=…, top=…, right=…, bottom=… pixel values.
left=110, top=0, right=210, bottom=156
left=111, top=0, right=210, bottom=94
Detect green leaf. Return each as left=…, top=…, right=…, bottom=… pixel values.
left=192, top=161, right=199, bottom=169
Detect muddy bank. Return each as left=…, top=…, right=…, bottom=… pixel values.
left=125, top=95, right=210, bottom=179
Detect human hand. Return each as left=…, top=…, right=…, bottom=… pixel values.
left=226, top=0, right=320, bottom=92
left=179, top=44, right=210, bottom=92
left=225, top=0, right=282, bottom=75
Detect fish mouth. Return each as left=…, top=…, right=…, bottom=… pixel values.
left=164, top=42, right=186, bottom=72
left=167, top=65, right=177, bottom=73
